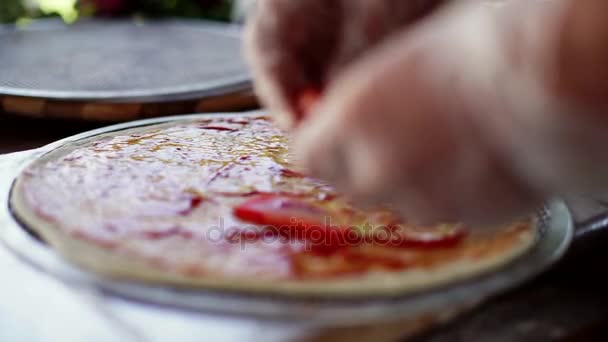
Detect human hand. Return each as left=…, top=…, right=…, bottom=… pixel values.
left=292, top=0, right=608, bottom=226
left=244, top=0, right=446, bottom=126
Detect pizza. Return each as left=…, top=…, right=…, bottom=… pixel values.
left=11, top=113, right=536, bottom=296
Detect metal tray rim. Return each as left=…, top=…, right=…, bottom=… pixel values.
left=0, top=19, right=251, bottom=102
left=0, top=75, right=252, bottom=103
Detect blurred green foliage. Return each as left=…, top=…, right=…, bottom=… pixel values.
left=0, top=0, right=234, bottom=24
left=0, top=0, right=27, bottom=23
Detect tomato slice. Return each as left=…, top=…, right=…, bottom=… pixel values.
left=199, top=126, right=238, bottom=132
left=296, top=89, right=322, bottom=120
left=234, top=194, right=325, bottom=228
left=233, top=194, right=355, bottom=251
left=280, top=169, right=305, bottom=178
left=233, top=195, right=466, bottom=252
left=178, top=196, right=205, bottom=216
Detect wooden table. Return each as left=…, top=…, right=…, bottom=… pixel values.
left=1, top=113, right=606, bottom=341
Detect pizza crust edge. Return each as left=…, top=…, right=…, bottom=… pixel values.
left=11, top=175, right=536, bottom=297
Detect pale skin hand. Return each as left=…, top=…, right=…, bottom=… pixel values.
left=244, top=0, right=446, bottom=125
left=245, top=0, right=608, bottom=226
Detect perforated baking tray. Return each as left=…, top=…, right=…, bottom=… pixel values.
left=0, top=19, right=255, bottom=121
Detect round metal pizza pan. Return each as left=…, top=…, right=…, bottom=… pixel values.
left=0, top=19, right=250, bottom=102
left=0, top=112, right=604, bottom=327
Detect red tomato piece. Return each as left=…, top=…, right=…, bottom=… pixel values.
left=199, top=126, right=238, bottom=132
left=296, top=89, right=322, bottom=120
left=233, top=194, right=356, bottom=250
left=234, top=194, right=326, bottom=229
left=233, top=195, right=465, bottom=251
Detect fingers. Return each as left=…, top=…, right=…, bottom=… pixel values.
left=326, top=0, right=446, bottom=78
left=550, top=0, right=608, bottom=112
left=294, top=2, right=544, bottom=226
left=244, top=0, right=446, bottom=127
left=244, top=0, right=344, bottom=127
left=295, top=5, right=541, bottom=226
left=469, top=0, right=608, bottom=195
left=296, top=0, right=608, bottom=226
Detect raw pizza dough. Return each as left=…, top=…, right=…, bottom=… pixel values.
left=11, top=113, right=536, bottom=296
